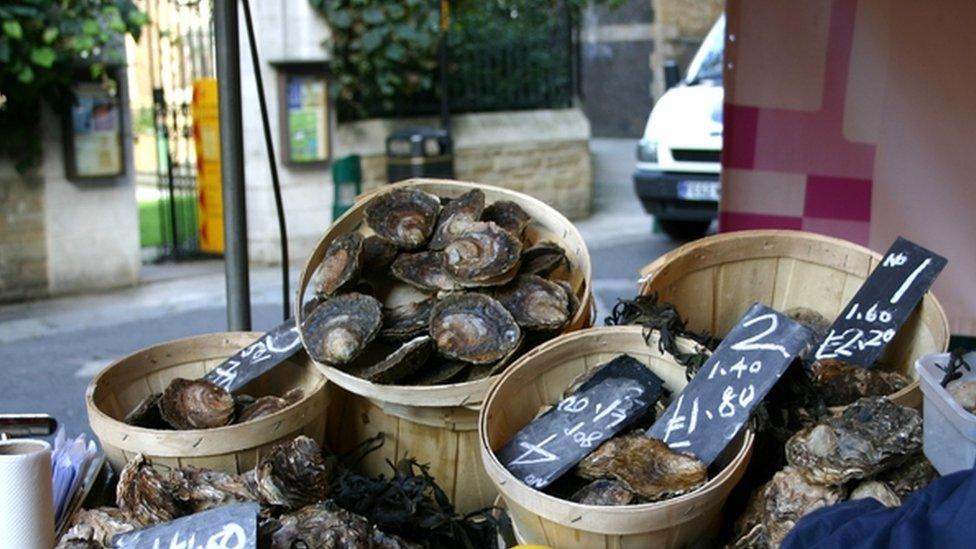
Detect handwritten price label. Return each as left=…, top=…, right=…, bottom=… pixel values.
left=648, top=304, right=812, bottom=465
left=113, top=503, right=258, bottom=549
left=498, top=355, right=665, bottom=490
left=814, top=237, right=946, bottom=366
left=204, top=319, right=303, bottom=392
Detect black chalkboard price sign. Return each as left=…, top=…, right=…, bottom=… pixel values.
left=113, top=503, right=258, bottom=549
left=497, top=355, right=665, bottom=490
left=647, top=303, right=812, bottom=466
left=813, top=237, right=947, bottom=366
left=203, top=318, right=303, bottom=393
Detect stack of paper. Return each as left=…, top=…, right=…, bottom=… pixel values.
left=50, top=430, right=103, bottom=533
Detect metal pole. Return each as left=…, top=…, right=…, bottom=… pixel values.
left=214, top=0, right=251, bottom=330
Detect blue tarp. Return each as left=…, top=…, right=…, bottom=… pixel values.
left=783, top=465, right=975, bottom=548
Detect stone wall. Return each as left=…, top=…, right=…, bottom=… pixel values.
left=0, top=170, right=47, bottom=302
left=339, top=109, right=593, bottom=220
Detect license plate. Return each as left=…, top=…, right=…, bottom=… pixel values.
left=677, top=181, right=720, bottom=202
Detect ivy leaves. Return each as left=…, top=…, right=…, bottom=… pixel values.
left=0, top=0, right=148, bottom=171
left=310, top=0, right=441, bottom=118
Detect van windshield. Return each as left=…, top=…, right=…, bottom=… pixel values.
left=685, top=15, right=724, bottom=85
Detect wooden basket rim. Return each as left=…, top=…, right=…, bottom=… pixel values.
left=86, top=332, right=328, bottom=456
left=478, top=326, right=754, bottom=532
left=637, top=228, right=950, bottom=407
left=295, top=178, right=594, bottom=407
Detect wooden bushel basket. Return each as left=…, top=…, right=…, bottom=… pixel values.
left=298, top=179, right=594, bottom=513
left=87, top=333, right=329, bottom=474
left=480, top=327, right=753, bottom=548
left=639, top=229, right=950, bottom=408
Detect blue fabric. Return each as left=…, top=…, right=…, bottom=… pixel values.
left=782, top=465, right=976, bottom=549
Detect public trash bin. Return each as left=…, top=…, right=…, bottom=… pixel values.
left=385, top=127, right=454, bottom=183
left=332, top=154, right=362, bottom=220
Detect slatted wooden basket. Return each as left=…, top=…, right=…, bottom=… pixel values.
left=298, top=178, right=594, bottom=513
left=87, top=333, right=329, bottom=474
left=639, top=229, right=950, bottom=408
left=480, top=326, right=753, bottom=548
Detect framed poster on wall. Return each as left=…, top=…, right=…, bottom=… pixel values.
left=278, top=69, right=331, bottom=165
left=63, top=80, right=125, bottom=179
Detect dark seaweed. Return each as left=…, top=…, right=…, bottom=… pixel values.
left=937, top=347, right=973, bottom=388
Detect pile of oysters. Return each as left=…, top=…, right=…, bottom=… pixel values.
left=302, top=187, right=580, bottom=385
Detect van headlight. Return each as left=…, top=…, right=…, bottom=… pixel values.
left=637, top=138, right=658, bottom=163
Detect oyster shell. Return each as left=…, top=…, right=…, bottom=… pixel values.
left=117, top=455, right=184, bottom=525
left=315, top=232, right=363, bottom=296
left=761, top=466, right=845, bottom=547
left=57, top=507, right=137, bottom=549
left=482, top=200, right=530, bottom=237
left=302, top=293, right=383, bottom=365
left=555, top=280, right=580, bottom=319
left=429, top=293, right=522, bottom=364
left=402, top=359, right=468, bottom=385
left=361, top=235, right=399, bottom=271
left=784, top=306, right=831, bottom=340
left=520, top=241, right=568, bottom=276
left=390, top=251, right=460, bottom=292
left=809, top=359, right=910, bottom=407
left=175, top=466, right=258, bottom=512
left=947, top=379, right=976, bottom=413
left=255, top=435, right=334, bottom=509
left=123, top=393, right=166, bottom=429
left=570, top=479, right=635, bottom=506
left=283, top=388, right=304, bottom=405
left=159, top=378, right=235, bottom=430
left=381, top=298, right=435, bottom=340
left=237, top=395, right=289, bottom=423
left=364, top=188, right=441, bottom=249
left=442, top=222, right=522, bottom=287
left=577, top=433, right=707, bottom=502
left=428, top=189, right=485, bottom=250
left=876, top=452, right=938, bottom=498
left=785, top=396, right=922, bottom=485
left=849, top=480, right=901, bottom=507
left=496, top=274, right=570, bottom=331
left=270, top=502, right=410, bottom=549
left=359, top=336, right=433, bottom=384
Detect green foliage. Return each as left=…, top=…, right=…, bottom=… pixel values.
left=311, top=0, right=621, bottom=121
left=0, top=0, right=148, bottom=172
left=309, top=0, right=440, bottom=118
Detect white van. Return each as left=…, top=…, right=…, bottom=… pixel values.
left=633, top=15, right=723, bottom=239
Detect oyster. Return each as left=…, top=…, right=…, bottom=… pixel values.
left=123, top=393, right=166, bottom=429
left=785, top=397, right=922, bottom=485
left=849, top=480, right=901, bottom=507
left=947, top=379, right=976, bottom=413
left=315, top=232, right=363, bottom=296
left=270, top=502, right=410, bottom=549
left=809, top=359, right=910, bottom=406
left=876, top=452, right=938, bottom=498
left=158, top=378, right=235, bottom=430
left=302, top=293, right=383, bottom=365
left=175, top=466, right=258, bottom=512
left=429, top=293, right=522, bottom=364
left=56, top=507, right=136, bottom=549
left=254, top=436, right=334, bottom=509
left=496, top=274, right=570, bottom=331
left=577, top=433, right=707, bottom=502
left=570, top=479, right=635, bottom=506
left=731, top=484, right=770, bottom=548
left=482, top=200, right=530, bottom=237
left=283, top=388, right=305, bottom=404
left=428, top=189, right=485, bottom=250
left=381, top=298, right=435, bottom=340
left=556, top=280, right=580, bottom=318
left=364, top=188, right=441, bottom=249
left=402, top=359, right=468, bottom=385
left=442, top=222, right=522, bottom=287
left=390, top=251, right=460, bottom=292
left=359, top=336, right=433, bottom=384
left=761, top=466, right=845, bottom=547
left=237, top=395, right=289, bottom=423
left=520, top=241, right=568, bottom=276
left=361, top=235, right=399, bottom=271
left=117, top=455, right=184, bottom=525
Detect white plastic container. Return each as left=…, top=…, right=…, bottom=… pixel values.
left=915, top=351, right=976, bottom=475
